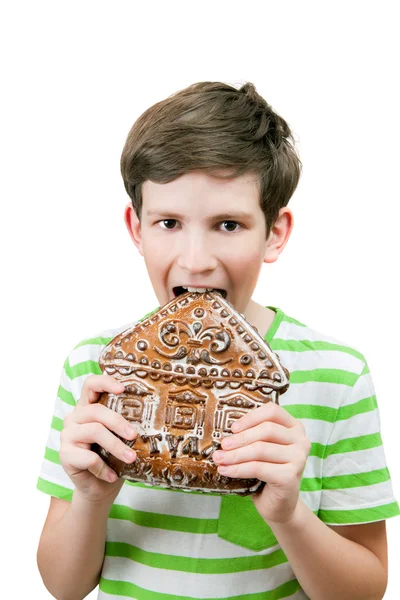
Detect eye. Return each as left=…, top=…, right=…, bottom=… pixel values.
left=220, top=221, right=241, bottom=232
left=159, top=219, right=178, bottom=230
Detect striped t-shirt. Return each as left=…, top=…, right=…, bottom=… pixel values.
left=37, top=306, right=400, bottom=600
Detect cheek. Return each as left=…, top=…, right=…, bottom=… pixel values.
left=142, top=238, right=169, bottom=265
left=227, top=246, right=265, bottom=284
left=228, top=243, right=264, bottom=268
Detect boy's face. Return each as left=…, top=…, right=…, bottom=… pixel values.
left=125, top=171, right=291, bottom=315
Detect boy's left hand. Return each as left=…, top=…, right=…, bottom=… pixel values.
left=212, top=402, right=311, bottom=525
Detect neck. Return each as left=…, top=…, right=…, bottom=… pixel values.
left=244, top=299, right=276, bottom=339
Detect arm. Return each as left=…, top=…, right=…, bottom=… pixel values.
left=267, top=498, right=387, bottom=600
left=37, top=491, right=121, bottom=600
left=37, top=375, right=137, bottom=600
left=213, top=402, right=389, bottom=600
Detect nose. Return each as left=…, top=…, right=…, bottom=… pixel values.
left=176, top=232, right=218, bottom=275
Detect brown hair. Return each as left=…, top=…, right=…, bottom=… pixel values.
left=121, top=81, right=301, bottom=237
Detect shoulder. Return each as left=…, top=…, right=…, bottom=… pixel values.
left=271, top=309, right=368, bottom=382
left=60, top=317, right=147, bottom=402
left=65, top=305, right=161, bottom=366
left=66, top=321, right=136, bottom=367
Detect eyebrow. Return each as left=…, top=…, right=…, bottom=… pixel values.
left=146, top=209, right=255, bottom=223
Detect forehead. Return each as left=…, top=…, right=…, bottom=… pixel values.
left=142, top=171, right=261, bottom=218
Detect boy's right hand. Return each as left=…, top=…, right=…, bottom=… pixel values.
left=59, top=374, right=137, bottom=504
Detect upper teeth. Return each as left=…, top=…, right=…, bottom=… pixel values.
left=184, top=287, right=216, bottom=292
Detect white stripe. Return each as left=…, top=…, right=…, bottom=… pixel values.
left=343, top=371, right=376, bottom=405
left=47, top=427, right=61, bottom=452
left=107, top=519, right=280, bottom=559
left=59, top=371, right=74, bottom=394
left=303, top=455, right=322, bottom=478
left=280, top=380, right=347, bottom=408
left=277, top=321, right=361, bottom=349
left=323, top=446, right=389, bottom=476
left=327, top=410, right=380, bottom=444
left=39, top=459, right=74, bottom=492
left=299, top=490, right=321, bottom=512
left=101, top=557, right=295, bottom=597
left=69, top=344, right=105, bottom=367
left=116, top=484, right=222, bottom=519
left=69, top=372, right=93, bottom=402
left=53, top=401, right=74, bottom=421
left=320, top=480, right=396, bottom=510
left=298, top=418, right=332, bottom=445
left=277, top=350, right=362, bottom=375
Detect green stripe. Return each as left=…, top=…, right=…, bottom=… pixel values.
left=270, top=339, right=365, bottom=361
left=300, top=477, right=321, bottom=492
left=51, top=416, right=63, bottom=431
left=74, top=336, right=113, bottom=349
left=37, top=477, right=73, bottom=502
left=322, top=468, right=390, bottom=490
left=336, top=396, right=377, bottom=420
left=264, top=307, right=285, bottom=342
left=105, top=542, right=288, bottom=574
left=289, top=368, right=358, bottom=386
left=44, top=447, right=61, bottom=465
left=99, top=577, right=301, bottom=600
left=285, top=404, right=337, bottom=422
left=285, top=395, right=377, bottom=423
left=361, top=363, right=370, bottom=375
left=319, top=501, right=400, bottom=524
left=324, top=432, right=382, bottom=457
left=64, top=359, right=102, bottom=380
left=309, top=442, right=325, bottom=458
left=109, top=504, right=218, bottom=534
left=58, top=384, right=75, bottom=406
left=276, top=310, right=306, bottom=327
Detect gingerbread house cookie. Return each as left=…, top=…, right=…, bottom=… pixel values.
left=93, top=291, right=289, bottom=495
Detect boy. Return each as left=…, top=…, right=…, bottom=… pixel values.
left=37, top=81, right=399, bottom=600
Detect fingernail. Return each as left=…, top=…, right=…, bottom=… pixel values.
left=108, top=471, right=118, bottom=482
left=213, top=451, right=225, bottom=462
left=231, top=422, right=240, bottom=432
left=125, top=425, right=135, bottom=438
left=222, top=437, right=233, bottom=449
left=123, top=450, right=136, bottom=462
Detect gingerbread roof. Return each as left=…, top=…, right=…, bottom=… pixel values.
left=99, top=291, right=289, bottom=395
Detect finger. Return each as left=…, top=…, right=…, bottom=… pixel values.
left=221, top=421, right=293, bottom=451
left=213, top=441, right=294, bottom=466
left=68, top=422, right=137, bottom=464
left=79, top=374, right=125, bottom=407
left=231, top=402, right=295, bottom=433
left=71, top=403, right=137, bottom=441
left=61, top=447, right=119, bottom=483
left=217, top=460, right=293, bottom=484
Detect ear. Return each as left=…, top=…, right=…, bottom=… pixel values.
left=264, top=207, right=294, bottom=264
left=124, top=204, right=144, bottom=256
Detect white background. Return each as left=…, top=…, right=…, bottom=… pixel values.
left=1, top=1, right=399, bottom=598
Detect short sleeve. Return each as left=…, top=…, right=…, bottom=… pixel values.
left=36, top=344, right=102, bottom=502
left=319, top=362, right=400, bottom=525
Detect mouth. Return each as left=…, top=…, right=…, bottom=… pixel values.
left=173, top=286, right=227, bottom=300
